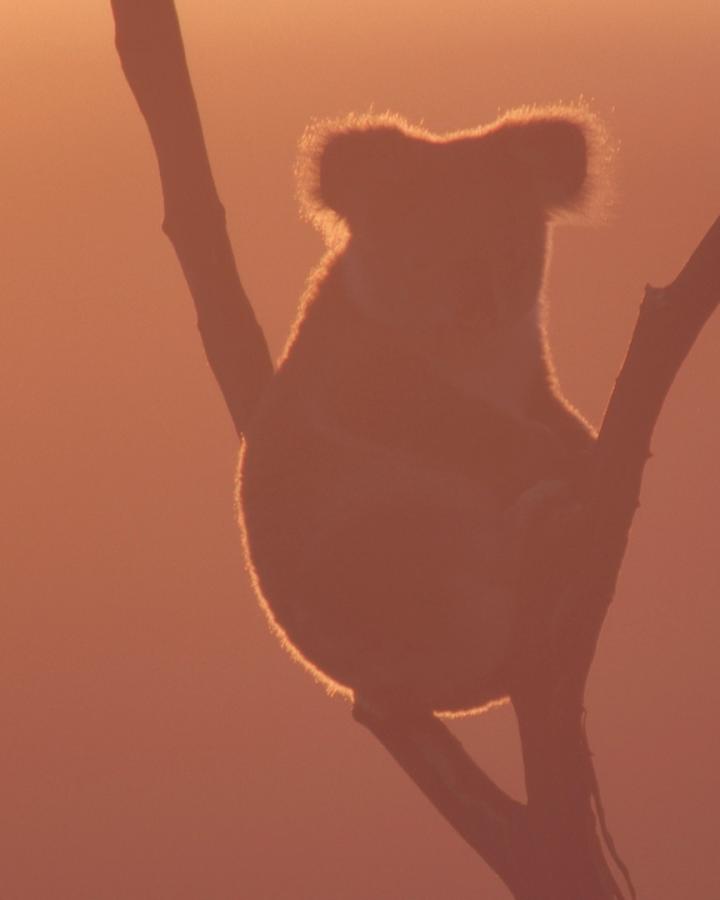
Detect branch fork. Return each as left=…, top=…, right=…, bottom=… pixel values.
left=111, top=2, right=720, bottom=896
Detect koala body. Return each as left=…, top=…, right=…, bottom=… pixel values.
left=239, top=107, right=603, bottom=714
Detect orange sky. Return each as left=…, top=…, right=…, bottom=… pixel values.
left=3, top=3, right=720, bottom=899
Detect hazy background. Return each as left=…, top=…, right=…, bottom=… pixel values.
left=3, top=2, right=719, bottom=897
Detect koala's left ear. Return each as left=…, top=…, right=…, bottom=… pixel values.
left=499, top=110, right=601, bottom=212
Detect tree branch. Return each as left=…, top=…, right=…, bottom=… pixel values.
left=111, top=0, right=274, bottom=437
left=110, top=1, right=720, bottom=896
left=354, top=216, right=720, bottom=900
left=593, top=215, right=720, bottom=513
left=353, top=702, right=532, bottom=897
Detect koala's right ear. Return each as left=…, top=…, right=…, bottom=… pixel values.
left=495, top=105, right=614, bottom=220
left=298, top=116, right=418, bottom=231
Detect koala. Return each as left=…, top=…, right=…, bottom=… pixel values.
left=239, top=106, right=606, bottom=715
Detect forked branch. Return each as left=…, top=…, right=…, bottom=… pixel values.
left=356, top=217, right=719, bottom=900
left=111, top=2, right=720, bottom=897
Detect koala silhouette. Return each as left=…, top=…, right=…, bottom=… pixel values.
left=239, top=106, right=606, bottom=715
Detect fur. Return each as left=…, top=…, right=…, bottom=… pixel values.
left=239, top=105, right=607, bottom=714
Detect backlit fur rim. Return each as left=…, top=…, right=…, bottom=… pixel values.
left=236, top=453, right=515, bottom=716
left=296, top=102, right=616, bottom=240
left=235, top=450, right=353, bottom=702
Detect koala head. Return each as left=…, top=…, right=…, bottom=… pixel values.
left=298, top=106, right=610, bottom=345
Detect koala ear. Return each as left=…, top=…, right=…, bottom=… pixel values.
left=299, top=117, right=419, bottom=230
left=499, top=109, right=602, bottom=213
left=319, top=126, right=413, bottom=222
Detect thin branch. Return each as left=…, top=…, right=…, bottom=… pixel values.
left=111, top=0, right=274, bottom=437
left=593, top=215, right=720, bottom=511
left=560, top=214, right=720, bottom=687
